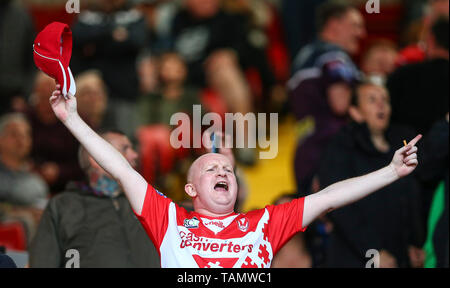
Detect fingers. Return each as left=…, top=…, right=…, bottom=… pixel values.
left=405, top=158, right=419, bottom=166
left=406, top=146, right=418, bottom=155
left=408, top=134, right=422, bottom=147
left=404, top=153, right=417, bottom=163
left=397, top=135, right=421, bottom=155
left=396, top=144, right=411, bottom=155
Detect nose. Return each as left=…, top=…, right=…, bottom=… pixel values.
left=130, top=149, right=138, bottom=161
left=217, top=167, right=228, bottom=177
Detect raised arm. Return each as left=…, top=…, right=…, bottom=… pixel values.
left=50, top=85, right=147, bottom=215
left=302, top=134, right=422, bottom=228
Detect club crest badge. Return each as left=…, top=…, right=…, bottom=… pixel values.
left=237, top=217, right=249, bottom=232
left=184, top=216, right=200, bottom=229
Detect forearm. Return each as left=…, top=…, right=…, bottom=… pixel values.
left=63, top=112, right=147, bottom=214
left=303, top=165, right=399, bottom=228
left=63, top=113, right=131, bottom=182
left=323, top=165, right=398, bottom=210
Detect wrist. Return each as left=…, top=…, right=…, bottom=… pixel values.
left=63, top=111, right=80, bottom=127
left=387, top=163, right=400, bottom=181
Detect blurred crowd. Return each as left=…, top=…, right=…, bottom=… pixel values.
left=0, top=0, right=448, bottom=268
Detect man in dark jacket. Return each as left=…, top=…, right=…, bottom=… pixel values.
left=0, top=0, right=35, bottom=116
left=418, top=115, right=449, bottom=268
left=28, top=130, right=160, bottom=268
left=71, top=0, right=149, bottom=138
left=318, top=80, right=424, bottom=267
left=288, top=1, right=365, bottom=196
left=387, top=17, right=449, bottom=136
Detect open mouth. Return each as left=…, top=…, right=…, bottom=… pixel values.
left=214, top=181, right=229, bottom=192
left=376, top=112, right=386, bottom=120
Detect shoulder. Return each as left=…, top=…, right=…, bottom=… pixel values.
left=328, top=124, right=358, bottom=150
left=388, top=61, right=428, bottom=81
left=47, top=187, right=87, bottom=215
left=0, top=254, right=17, bottom=268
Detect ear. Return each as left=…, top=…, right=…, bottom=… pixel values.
left=349, top=106, right=364, bottom=123
left=184, top=183, right=197, bottom=198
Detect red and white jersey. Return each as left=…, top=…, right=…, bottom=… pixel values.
left=135, top=184, right=306, bottom=268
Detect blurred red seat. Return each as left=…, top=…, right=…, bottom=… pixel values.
left=0, top=221, right=27, bottom=251
left=27, top=4, right=77, bottom=32
left=200, top=88, right=228, bottom=120
left=136, top=124, right=194, bottom=183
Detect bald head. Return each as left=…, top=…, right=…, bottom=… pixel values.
left=187, top=153, right=233, bottom=183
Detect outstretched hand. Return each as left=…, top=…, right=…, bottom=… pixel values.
left=390, top=134, right=422, bottom=178
left=49, top=83, right=77, bottom=123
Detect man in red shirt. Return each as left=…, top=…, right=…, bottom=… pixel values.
left=49, top=85, right=421, bottom=268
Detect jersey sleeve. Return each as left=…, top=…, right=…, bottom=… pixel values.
left=134, top=183, right=173, bottom=251
left=265, top=197, right=307, bottom=255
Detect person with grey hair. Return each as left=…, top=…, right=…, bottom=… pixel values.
left=0, top=113, right=49, bottom=208
left=29, top=129, right=160, bottom=268
left=0, top=113, right=49, bottom=243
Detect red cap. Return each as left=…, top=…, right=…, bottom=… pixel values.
left=33, top=22, right=76, bottom=98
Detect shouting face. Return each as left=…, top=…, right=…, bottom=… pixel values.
left=185, top=153, right=238, bottom=217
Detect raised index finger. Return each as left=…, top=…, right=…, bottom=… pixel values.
left=408, top=134, right=422, bottom=147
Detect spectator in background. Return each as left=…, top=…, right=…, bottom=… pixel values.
left=387, top=17, right=449, bottom=246
left=222, top=0, right=285, bottom=113
left=0, top=0, right=36, bottom=115
left=136, top=52, right=203, bottom=195
left=360, top=39, right=399, bottom=80
left=75, top=70, right=109, bottom=131
left=138, top=52, right=201, bottom=126
left=271, top=193, right=312, bottom=268
left=169, top=0, right=257, bottom=164
left=387, top=17, right=448, bottom=136
left=0, top=113, right=49, bottom=242
left=280, top=0, right=327, bottom=59
left=170, top=0, right=249, bottom=105
left=29, top=130, right=160, bottom=268
left=134, top=0, right=174, bottom=54
left=71, top=0, right=149, bottom=138
left=26, top=72, right=83, bottom=195
left=418, top=114, right=449, bottom=268
left=288, top=1, right=365, bottom=196
left=398, top=0, right=448, bottom=65
left=318, top=79, right=424, bottom=268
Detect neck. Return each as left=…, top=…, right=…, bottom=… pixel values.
left=163, top=84, right=183, bottom=100
left=370, top=129, right=389, bottom=153
left=194, top=207, right=235, bottom=218
left=0, top=153, right=23, bottom=170
left=320, top=32, right=342, bottom=50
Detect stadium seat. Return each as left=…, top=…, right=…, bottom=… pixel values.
left=0, top=221, right=27, bottom=251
